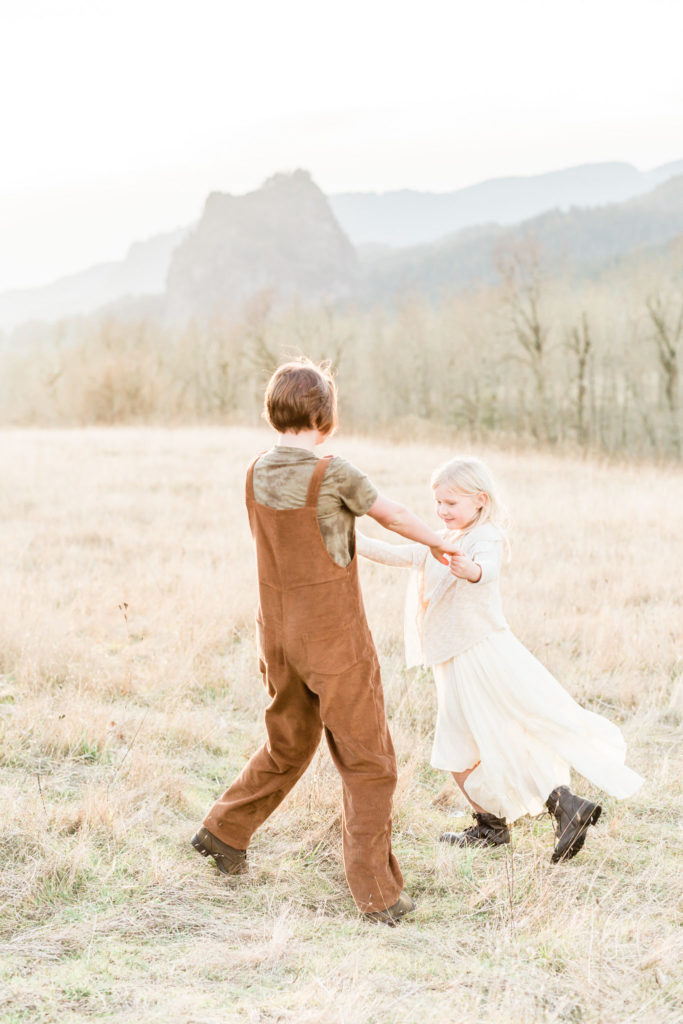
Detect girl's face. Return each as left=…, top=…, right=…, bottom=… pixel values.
left=433, top=484, right=485, bottom=531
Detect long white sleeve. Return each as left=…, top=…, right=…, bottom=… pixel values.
left=355, top=531, right=426, bottom=568
left=468, top=538, right=503, bottom=585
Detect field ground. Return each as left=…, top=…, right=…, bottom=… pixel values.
left=0, top=427, right=681, bottom=1024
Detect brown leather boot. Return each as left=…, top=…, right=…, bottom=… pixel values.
left=363, top=891, right=415, bottom=926
left=191, top=826, right=247, bottom=875
left=545, top=786, right=602, bottom=863
left=440, top=811, right=510, bottom=847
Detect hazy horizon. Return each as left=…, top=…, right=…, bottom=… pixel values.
left=2, top=0, right=682, bottom=290
left=3, top=157, right=681, bottom=294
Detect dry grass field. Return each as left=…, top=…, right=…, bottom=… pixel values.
left=0, top=426, right=681, bottom=1024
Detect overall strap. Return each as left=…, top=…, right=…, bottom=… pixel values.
left=245, top=453, right=266, bottom=503
left=305, top=455, right=333, bottom=507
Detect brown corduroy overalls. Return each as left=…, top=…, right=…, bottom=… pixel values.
left=202, top=454, right=404, bottom=913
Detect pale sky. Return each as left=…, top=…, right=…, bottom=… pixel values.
left=2, top=0, right=682, bottom=290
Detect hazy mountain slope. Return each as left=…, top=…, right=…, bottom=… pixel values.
left=331, top=160, right=683, bottom=248
left=647, top=159, right=683, bottom=187
left=3, top=163, right=683, bottom=335
left=0, top=228, right=188, bottom=331
left=164, top=170, right=359, bottom=323
left=362, top=174, right=683, bottom=300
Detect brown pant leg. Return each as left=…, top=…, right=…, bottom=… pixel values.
left=203, top=654, right=323, bottom=850
left=309, top=653, right=404, bottom=914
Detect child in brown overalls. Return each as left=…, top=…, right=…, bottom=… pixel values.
left=191, top=359, right=458, bottom=925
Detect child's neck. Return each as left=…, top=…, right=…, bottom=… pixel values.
left=444, top=517, right=478, bottom=537
left=276, top=429, right=326, bottom=451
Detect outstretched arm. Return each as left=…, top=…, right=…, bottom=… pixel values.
left=366, top=494, right=457, bottom=564
left=356, top=530, right=424, bottom=567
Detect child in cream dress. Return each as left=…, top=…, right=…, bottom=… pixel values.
left=356, top=457, right=643, bottom=861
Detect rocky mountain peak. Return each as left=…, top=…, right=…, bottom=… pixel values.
left=165, top=170, right=358, bottom=322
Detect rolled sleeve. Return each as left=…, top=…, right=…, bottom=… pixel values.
left=329, top=457, right=379, bottom=517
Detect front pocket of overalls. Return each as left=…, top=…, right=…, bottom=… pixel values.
left=304, top=626, right=360, bottom=674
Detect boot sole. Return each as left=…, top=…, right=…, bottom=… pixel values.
left=551, top=804, right=602, bottom=863
left=191, top=831, right=247, bottom=876
left=440, top=832, right=510, bottom=848
left=364, top=897, right=416, bottom=927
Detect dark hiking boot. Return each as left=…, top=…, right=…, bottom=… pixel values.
left=440, top=812, right=510, bottom=847
left=545, top=786, right=602, bottom=863
left=363, top=891, right=415, bottom=927
left=191, top=826, right=247, bottom=875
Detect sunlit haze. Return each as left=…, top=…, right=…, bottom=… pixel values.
left=2, top=0, right=682, bottom=290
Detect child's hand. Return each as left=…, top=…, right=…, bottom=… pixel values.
left=429, top=540, right=460, bottom=565
left=450, top=553, right=482, bottom=582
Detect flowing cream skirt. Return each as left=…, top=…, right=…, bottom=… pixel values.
left=431, top=628, right=643, bottom=822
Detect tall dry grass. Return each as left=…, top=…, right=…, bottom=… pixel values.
left=0, top=426, right=681, bottom=1023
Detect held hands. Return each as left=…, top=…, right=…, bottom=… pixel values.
left=429, top=539, right=461, bottom=566
left=449, top=551, right=482, bottom=583
left=428, top=539, right=482, bottom=582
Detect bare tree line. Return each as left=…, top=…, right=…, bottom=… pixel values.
left=1, top=243, right=681, bottom=458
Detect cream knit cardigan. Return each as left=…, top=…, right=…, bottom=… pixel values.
left=356, top=522, right=507, bottom=667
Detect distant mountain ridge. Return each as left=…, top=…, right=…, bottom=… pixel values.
left=1, top=160, right=683, bottom=333
left=0, top=228, right=187, bottom=332
left=330, top=160, right=683, bottom=248
left=361, top=174, right=683, bottom=300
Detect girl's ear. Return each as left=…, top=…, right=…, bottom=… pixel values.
left=477, top=491, right=488, bottom=509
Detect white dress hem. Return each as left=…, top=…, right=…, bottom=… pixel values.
left=430, top=628, right=643, bottom=823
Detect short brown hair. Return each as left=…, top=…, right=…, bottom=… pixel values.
left=263, top=358, right=338, bottom=435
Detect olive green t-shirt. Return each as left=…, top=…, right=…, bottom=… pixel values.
left=252, top=447, right=378, bottom=567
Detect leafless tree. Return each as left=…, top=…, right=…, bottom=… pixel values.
left=497, top=238, right=555, bottom=442
left=646, top=290, right=682, bottom=454
left=241, top=289, right=279, bottom=379
left=566, top=311, right=592, bottom=447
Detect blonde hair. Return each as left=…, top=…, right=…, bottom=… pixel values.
left=431, top=456, right=510, bottom=536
